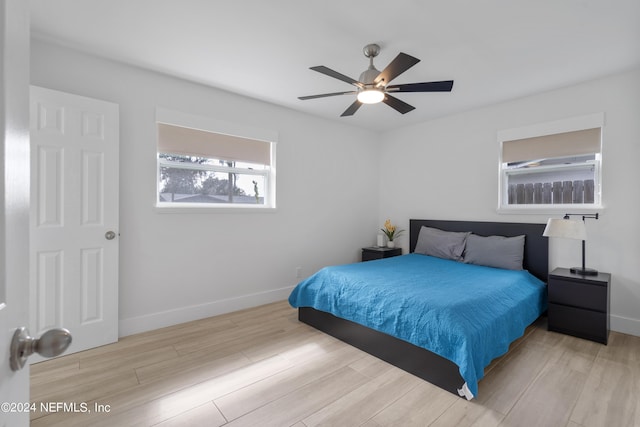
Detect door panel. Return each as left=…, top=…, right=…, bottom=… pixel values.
left=29, top=86, right=119, bottom=360
left=35, top=250, right=63, bottom=331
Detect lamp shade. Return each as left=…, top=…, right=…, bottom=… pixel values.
left=543, top=218, right=587, bottom=240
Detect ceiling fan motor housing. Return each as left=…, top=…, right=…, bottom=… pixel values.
left=359, top=67, right=381, bottom=86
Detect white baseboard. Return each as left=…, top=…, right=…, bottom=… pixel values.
left=610, top=313, right=640, bottom=337
left=118, top=285, right=295, bottom=337
left=119, top=290, right=640, bottom=339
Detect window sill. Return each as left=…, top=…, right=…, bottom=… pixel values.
left=155, top=203, right=277, bottom=214
left=497, top=204, right=604, bottom=215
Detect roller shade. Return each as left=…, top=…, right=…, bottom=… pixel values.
left=158, top=122, right=271, bottom=166
left=502, top=127, right=601, bottom=164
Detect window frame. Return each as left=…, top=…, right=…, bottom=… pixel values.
left=497, top=113, right=604, bottom=214
left=155, top=108, right=277, bottom=212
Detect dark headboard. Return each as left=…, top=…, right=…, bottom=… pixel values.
left=409, top=219, right=548, bottom=282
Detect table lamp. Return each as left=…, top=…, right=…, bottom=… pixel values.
left=543, top=213, right=599, bottom=276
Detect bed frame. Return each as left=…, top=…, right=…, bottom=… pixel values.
left=298, top=219, right=548, bottom=396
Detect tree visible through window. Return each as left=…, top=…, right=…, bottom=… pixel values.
left=159, top=155, right=261, bottom=204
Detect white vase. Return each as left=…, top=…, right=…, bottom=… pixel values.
left=387, top=240, right=395, bottom=248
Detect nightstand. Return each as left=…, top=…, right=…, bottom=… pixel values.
left=547, top=267, right=610, bottom=344
left=361, top=247, right=402, bottom=262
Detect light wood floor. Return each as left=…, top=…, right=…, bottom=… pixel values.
left=30, top=301, right=640, bottom=427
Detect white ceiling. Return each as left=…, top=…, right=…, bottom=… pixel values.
left=30, top=0, right=640, bottom=132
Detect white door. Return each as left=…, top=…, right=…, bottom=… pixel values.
left=29, top=86, right=119, bottom=359
left=1, top=0, right=31, bottom=424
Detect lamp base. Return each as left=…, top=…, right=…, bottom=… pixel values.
left=570, top=267, right=598, bottom=276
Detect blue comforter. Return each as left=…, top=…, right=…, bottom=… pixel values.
left=288, top=253, right=546, bottom=398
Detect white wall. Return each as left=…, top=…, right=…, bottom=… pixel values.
left=31, top=39, right=381, bottom=336
left=379, top=67, right=640, bottom=336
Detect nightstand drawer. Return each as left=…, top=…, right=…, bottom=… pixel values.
left=548, top=303, right=608, bottom=344
left=548, top=278, right=607, bottom=312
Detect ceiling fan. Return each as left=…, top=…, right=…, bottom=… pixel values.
left=298, top=43, right=454, bottom=117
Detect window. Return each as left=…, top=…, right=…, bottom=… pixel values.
left=498, top=113, right=603, bottom=212
left=156, top=109, right=276, bottom=209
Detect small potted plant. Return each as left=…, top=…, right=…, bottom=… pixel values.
left=381, top=219, right=404, bottom=248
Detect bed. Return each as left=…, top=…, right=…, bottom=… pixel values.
left=288, top=219, right=548, bottom=399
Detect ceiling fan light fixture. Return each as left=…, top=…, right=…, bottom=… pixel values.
left=357, top=88, right=385, bottom=104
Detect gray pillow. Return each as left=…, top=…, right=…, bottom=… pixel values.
left=414, top=226, right=470, bottom=261
left=464, top=234, right=525, bottom=270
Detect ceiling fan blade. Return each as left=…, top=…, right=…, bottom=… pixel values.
left=374, top=53, right=420, bottom=86
left=310, top=66, right=363, bottom=88
left=387, top=80, right=454, bottom=93
left=383, top=94, right=415, bottom=114
left=340, top=100, right=363, bottom=117
left=298, top=91, right=357, bottom=100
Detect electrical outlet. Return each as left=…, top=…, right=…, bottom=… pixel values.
left=295, top=267, right=302, bottom=279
